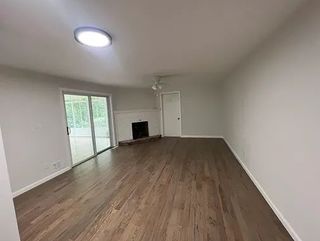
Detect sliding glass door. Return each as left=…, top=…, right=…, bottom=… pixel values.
left=63, top=93, right=112, bottom=166
left=92, top=96, right=111, bottom=153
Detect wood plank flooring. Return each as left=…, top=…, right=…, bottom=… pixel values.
left=14, top=138, right=293, bottom=241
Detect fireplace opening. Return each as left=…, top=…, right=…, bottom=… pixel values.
left=132, top=121, right=149, bottom=140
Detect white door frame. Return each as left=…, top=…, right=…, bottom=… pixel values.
left=59, top=88, right=116, bottom=168
left=159, top=91, right=182, bottom=137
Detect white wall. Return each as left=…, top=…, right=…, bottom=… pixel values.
left=113, top=88, right=157, bottom=111
left=0, top=127, right=20, bottom=241
left=159, top=75, right=223, bottom=137
left=0, top=66, right=156, bottom=194
left=222, top=1, right=320, bottom=240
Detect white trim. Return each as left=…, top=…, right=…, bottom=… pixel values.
left=108, top=94, right=117, bottom=146
left=13, top=167, right=71, bottom=198
left=114, top=109, right=160, bottom=114
left=223, top=137, right=302, bottom=241
left=59, top=90, right=73, bottom=169
left=59, top=88, right=112, bottom=97
left=181, top=135, right=224, bottom=138
left=160, top=91, right=182, bottom=137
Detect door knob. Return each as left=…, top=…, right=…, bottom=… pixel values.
left=178, top=117, right=180, bottom=120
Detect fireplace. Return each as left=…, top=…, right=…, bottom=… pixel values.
left=132, top=121, right=149, bottom=140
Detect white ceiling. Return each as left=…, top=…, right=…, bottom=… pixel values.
left=0, top=0, right=306, bottom=87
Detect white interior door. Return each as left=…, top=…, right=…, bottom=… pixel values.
left=162, top=92, right=181, bottom=137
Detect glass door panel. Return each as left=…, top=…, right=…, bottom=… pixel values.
left=91, top=96, right=111, bottom=152
left=64, top=94, right=94, bottom=165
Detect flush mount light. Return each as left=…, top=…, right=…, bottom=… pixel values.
left=74, top=27, right=112, bottom=47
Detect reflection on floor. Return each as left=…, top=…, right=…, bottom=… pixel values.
left=70, top=136, right=110, bottom=164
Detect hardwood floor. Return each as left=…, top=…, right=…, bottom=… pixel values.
left=14, top=138, right=292, bottom=241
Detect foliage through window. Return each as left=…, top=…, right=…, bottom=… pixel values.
left=64, top=95, right=109, bottom=129
left=65, top=95, right=91, bottom=128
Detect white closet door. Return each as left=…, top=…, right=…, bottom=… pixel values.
left=162, top=93, right=181, bottom=137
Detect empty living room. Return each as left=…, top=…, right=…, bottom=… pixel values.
left=0, top=0, right=319, bottom=240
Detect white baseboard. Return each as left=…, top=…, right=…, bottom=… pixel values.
left=223, top=138, right=302, bottom=241
left=13, top=167, right=71, bottom=198
left=181, top=135, right=224, bottom=138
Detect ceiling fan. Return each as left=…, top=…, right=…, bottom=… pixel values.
left=151, top=73, right=178, bottom=94
left=151, top=76, right=163, bottom=91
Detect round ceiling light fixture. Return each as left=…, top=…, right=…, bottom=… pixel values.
left=74, top=27, right=112, bottom=47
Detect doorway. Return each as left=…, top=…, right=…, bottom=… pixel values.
left=160, top=92, right=182, bottom=137
left=63, top=92, right=113, bottom=166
